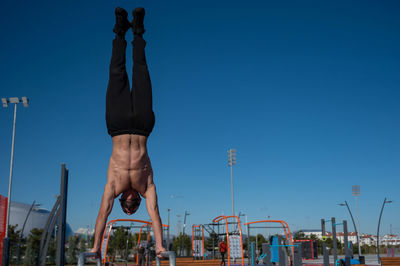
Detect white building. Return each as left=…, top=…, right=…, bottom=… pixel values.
left=381, top=234, right=400, bottom=246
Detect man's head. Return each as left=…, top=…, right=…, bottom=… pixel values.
left=119, top=189, right=141, bottom=215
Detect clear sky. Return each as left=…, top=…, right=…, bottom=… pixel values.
left=0, top=0, right=399, bottom=237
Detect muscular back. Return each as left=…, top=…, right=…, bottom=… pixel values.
left=107, top=134, right=153, bottom=197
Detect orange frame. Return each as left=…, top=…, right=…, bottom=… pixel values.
left=191, top=224, right=205, bottom=259
left=212, top=215, right=244, bottom=266
left=244, top=220, right=294, bottom=260
left=101, top=219, right=168, bottom=265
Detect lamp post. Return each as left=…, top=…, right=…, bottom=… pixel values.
left=228, top=149, right=236, bottom=216
left=352, top=185, right=362, bottom=256
left=338, top=201, right=360, bottom=257
left=377, top=198, right=392, bottom=263
left=2, top=97, right=29, bottom=266
left=180, top=211, right=190, bottom=256
left=167, top=208, right=170, bottom=250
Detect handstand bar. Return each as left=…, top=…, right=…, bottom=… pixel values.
left=155, top=251, right=176, bottom=266
left=77, top=252, right=101, bottom=266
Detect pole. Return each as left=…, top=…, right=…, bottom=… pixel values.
left=321, top=219, right=329, bottom=266
left=5, top=103, right=18, bottom=239
left=355, top=196, right=361, bottom=256
left=230, top=164, right=235, bottom=217
left=377, top=198, right=387, bottom=263
left=167, top=209, right=170, bottom=250
left=344, top=201, right=360, bottom=257
left=332, top=217, right=338, bottom=263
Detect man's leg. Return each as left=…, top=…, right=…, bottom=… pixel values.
left=106, top=8, right=133, bottom=137
left=131, top=8, right=155, bottom=136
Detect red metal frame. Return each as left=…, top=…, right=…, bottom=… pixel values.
left=212, top=215, right=244, bottom=266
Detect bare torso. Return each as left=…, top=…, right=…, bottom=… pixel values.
left=108, top=134, right=153, bottom=197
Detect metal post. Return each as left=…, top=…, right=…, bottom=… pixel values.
left=56, top=164, right=68, bottom=266
left=181, top=211, right=189, bottom=256
left=167, top=209, right=170, bottom=250
left=343, top=220, right=349, bottom=257
left=5, top=103, right=18, bottom=240
left=230, top=165, right=235, bottom=216
left=228, top=149, right=236, bottom=216
left=332, top=217, right=338, bottom=263
left=355, top=196, right=361, bottom=256
left=377, top=198, right=392, bottom=263
left=341, top=201, right=361, bottom=257
left=321, top=219, right=329, bottom=266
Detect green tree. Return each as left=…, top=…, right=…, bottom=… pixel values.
left=7, top=224, right=22, bottom=264
left=24, top=228, right=43, bottom=265
left=294, top=231, right=306, bottom=240
left=205, top=232, right=219, bottom=256
left=66, top=235, right=79, bottom=264
left=172, top=233, right=191, bottom=256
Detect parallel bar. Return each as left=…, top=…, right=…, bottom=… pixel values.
left=155, top=251, right=176, bottom=266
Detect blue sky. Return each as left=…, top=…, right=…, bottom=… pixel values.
left=0, top=0, right=399, bottom=237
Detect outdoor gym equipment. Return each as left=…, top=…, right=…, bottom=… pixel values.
left=321, top=217, right=358, bottom=266
left=293, top=239, right=318, bottom=260
left=212, top=215, right=244, bottom=266
left=100, top=219, right=168, bottom=265
left=248, top=236, right=302, bottom=266
left=191, top=224, right=205, bottom=260
left=244, top=220, right=295, bottom=263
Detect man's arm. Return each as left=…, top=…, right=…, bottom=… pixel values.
left=143, top=183, right=166, bottom=255
left=90, top=182, right=115, bottom=256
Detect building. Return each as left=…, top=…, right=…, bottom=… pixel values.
left=9, top=200, right=73, bottom=238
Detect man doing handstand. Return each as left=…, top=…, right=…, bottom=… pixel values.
left=90, top=7, right=166, bottom=258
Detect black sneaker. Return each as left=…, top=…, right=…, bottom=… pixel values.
left=132, top=7, right=145, bottom=35
left=113, top=7, right=131, bottom=36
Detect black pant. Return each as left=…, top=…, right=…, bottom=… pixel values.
left=106, top=35, right=155, bottom=137
left=221, top=252, right=226, bottom=265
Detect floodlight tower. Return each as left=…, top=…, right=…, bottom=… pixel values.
left=228, top=149, right=236, bottom=216
left=2, top=97, right=29, bottom=266
left=352, top=185, right=361, bottom=256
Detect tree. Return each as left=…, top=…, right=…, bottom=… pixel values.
left=294, top=231, right=306, bottom=240
left=172, top=233, right=191, bottom=256
left=6, top=224, right=22, bottom=264
left=24, top=228, right=43, bottom=265
left=66, top=235, right=79, bottom=264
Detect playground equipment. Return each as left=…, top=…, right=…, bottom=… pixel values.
left=244, top=220, right=301, bottom=266
left=192, top=224, right=205, bottom=260
left=321, top=217, right=364, bottom=266
left=209, top=215, right=244, bottom=266
left=293, top=239, right=317, bottom=260
left=101, top=219, right=168, bottom=265
left=78, top=218, right=172, bottom=265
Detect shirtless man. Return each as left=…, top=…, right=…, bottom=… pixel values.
left=90, top=7, right=166, bottom=258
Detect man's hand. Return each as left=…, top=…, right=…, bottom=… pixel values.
left=89, top=247, right=101, bottom=259
left=156, top=246, right=167, bottom=258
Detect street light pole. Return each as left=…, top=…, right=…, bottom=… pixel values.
left=228, top=149, right=236, bottom=216
left=377, top=198, right=392, bottom=263
left=339, top=201, right=360, bottom=257
left=181, top=211, right=190, bottom=256
left=167, top=208, right=170, bottom=250
left=2, top=97, right=29, bottom=266
left=352, top=185, right=362, bottom=256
